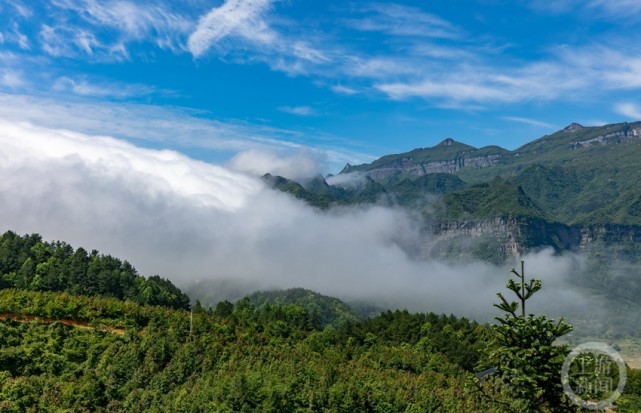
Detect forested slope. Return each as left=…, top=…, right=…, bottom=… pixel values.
left=0, top=231, right=189, bottom=310
left=1, top=232, right=641, bottom=411
left=0, top=288, right=489, bottom=412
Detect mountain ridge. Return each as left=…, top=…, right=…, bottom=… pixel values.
left=265, top=120, right=641, bottom=264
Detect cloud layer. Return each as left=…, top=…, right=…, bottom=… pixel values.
left=0, top=119, right=595, bottom=322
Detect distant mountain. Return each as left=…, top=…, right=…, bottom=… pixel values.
left=341, top=138, right=509, bottom=180
left=269, top=120, right=641, bottom=233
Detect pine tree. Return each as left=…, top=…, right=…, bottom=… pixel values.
left=475, top=261, right=577, bottom=412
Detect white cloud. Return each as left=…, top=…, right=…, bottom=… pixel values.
left=6, top=0, right=32, bottom=18
left=344, top=55, right=421, bottom=79
left=279, top=105, right=315, bottom=116
left=187, top=0, right=331, bottom=77
left=228, top=149, right=324, bottom=180
left=614, top=102, right=641, bottom=120
left=12, top=23, right=29, bottom=50
left=188, top=0, right=275, bottom=57
left=0, top=70, right=25, bottom=88
left=376, top=77, right=513, bottom=103
left=52, top=76, right=157, bottom=99
left=370, top=40, right=641, bottom=105
left=588, top=0, right=641, bottom=17
left=331, top=84, right=359, bottom=95
left=0, top=120, right=260, bottom=211
left=73, top=30, right=101, bottom=55
left=0, top=93, right=371, bottom=173
left=348, top=3, right=463, bottom=39
left=40, top=24, right=85, bottom=58
left=503, top=116, right=556, bottom=129
left=38, top=0, right=193, bottom=58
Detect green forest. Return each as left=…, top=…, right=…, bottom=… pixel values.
left=1, top=231, right=640, bottom=412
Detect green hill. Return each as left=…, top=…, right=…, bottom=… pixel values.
left=0, top=286, right=490, bottom=412
left=245, top=288, right=362, bottom=327
left=0, top=231, right=190, bottom=310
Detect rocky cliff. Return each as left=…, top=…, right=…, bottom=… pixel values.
left=421, top=218, right=641, bottom=262
left=342, top=138, right=506, bottom=180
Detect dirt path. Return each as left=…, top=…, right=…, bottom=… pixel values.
left=0, top=313, right=126, bottom=335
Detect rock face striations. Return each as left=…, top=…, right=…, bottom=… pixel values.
left=341, top=138, right=507, bottom=180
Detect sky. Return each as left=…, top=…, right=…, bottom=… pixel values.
left=2, top=0, right=641, bottom=172
left=0, top=0, right=630, bottom=318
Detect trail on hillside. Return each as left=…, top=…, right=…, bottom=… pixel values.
left=0, top=313, right=126, bottom=335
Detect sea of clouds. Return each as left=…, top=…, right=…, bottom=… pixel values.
left=0, top=117, right=597, bottom=323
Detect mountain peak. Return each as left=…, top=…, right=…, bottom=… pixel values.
left=440, top=138, right=456, bottom=146
left=563, top=122, right=584, bottom=132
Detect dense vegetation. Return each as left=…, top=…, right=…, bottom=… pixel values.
left=1, top=233, right=640, bottom=411
left=0, top=231, right=190, bottom=310
left=0, top=288, right=487, bottom=412
left=246, top=288, right=363, bottom=327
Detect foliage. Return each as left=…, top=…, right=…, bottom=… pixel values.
left=0, top=231, right=190, bottom=310
left=437, top=177, right=548, bottom=221
left=474, top=262, right=577, bottom=412
left=0, top=285, right=638, bottom=411
left=0, top=233, right=639, bottom=411
left=0, top=288, right=486, bottom=412
left=246, top=288, right=361, bottom=327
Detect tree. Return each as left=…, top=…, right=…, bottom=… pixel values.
left=475, top=261, right=576, bottom=412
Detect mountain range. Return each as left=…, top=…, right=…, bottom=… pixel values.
left=262, top=121, right=641, bottom=337
left=265, top=121, right=641, bottom=262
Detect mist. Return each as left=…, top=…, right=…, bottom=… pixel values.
left=0, top=120, right=600, bottom=324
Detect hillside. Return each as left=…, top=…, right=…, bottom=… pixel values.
left=0, top=233, right=493, bottom=412
left=0, top=231, right=190, bottom=310
left=0, top=234, right=640, bottom=411
left=245, top=288, right=362, bottom=326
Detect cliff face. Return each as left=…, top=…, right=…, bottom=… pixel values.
left=357, top=153, right=503, bottom=180
left=571, top=124, right=641, bottom=148
left=579, top=224, right=641, bottom=246
left=421, top=218, right=641, bottom=262
left=341, top=138, right=509, bottom=181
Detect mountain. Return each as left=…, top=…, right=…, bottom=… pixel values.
left=341, top=138, right=509, bottom=181
left=269, top=121, right=641, bottom=256
left=265, top=122, right=641, bottom=325
left=1, top=236, right=641, bottom=410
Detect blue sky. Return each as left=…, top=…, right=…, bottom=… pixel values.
left=2, top=0, right=641, bottom=173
